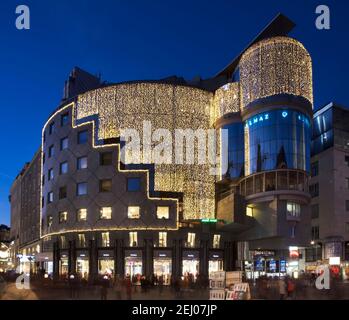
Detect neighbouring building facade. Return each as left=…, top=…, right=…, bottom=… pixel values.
left=10, top=14, right=314, bottom=281
left=306, top=102, right=349, bottom=279
left=0, top=225, right=11, bottom=272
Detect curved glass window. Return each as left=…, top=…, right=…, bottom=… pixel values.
left=244, top=109, right=311, bottom=175
left=222, top=122, right=244, bottom=178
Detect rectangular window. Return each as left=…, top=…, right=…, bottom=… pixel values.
left=60, top=161, right=68, bottom=175
left=290, top=226, right=296, bottom=238
left=47, top=191, right=53, bottom=204
left=311, top=204, right=319, bottom=219
left=78, top=130, right=88, bottom=144
left=100, top=152, right=113, bottom=166
left=346, top=200, right=349, bottom=211
left=213, top=234, right=221, bottom=249
left=311, top=161, right=319, bottom=177
left=60, top=137, right=69, bottom=150
left=287, top=202, right=301, bottom=218
left=60, top=236, right=66, bottom=249
left=311, top=226, right=319, bottom=240
left=77, top=156, right=88, bottom=170
left=59, top=211, right=68, bottom=223
left=99, top=179, right=112, bottom=192
left=100, top=207, right=112, bottom=220
left=345, top=155, right=349, bottom=167
left=59, top=186, right=67, bottom=199
left=127, top=177, right=141, bottom=192
left=309, top=183, right=319, bottom=198
left=48, top=168, right=54, bottom=181
left=157, top=206, right=169, bottom=219
left=102, top=232, right=110, bottom=247
left=47, top=216, right=53, bottom=227
left=159, top=232, right=167, bottom=247
left=48, top=145, right=54, bottom=158
left=49, top=122, right=55, bottom=135
left=128, top=206, right=140, bottom=219
left=187, top=233, right=196, bottom=248
left=246, top=206, right=253, bottom=217
left=346, top=223, right=349, bottom=233
left=129, top=232, right=138, bottom=247
left=77, top=208, right=87, bottom=221
left=61, top=113, right=69, bottom=126
left=77, top=182, right=87, bottom=196
left=78, top=234, right=86, bottom=248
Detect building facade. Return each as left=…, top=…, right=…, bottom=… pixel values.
left=306, top=103, right=349, bottom=278
left=10, top=15, right=314, bottom=281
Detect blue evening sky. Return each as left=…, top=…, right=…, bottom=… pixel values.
left=0, top=0, right=347, bottom=225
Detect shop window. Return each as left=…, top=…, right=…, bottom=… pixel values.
left=101, top=232, right=110, bottom=247
left=100, top=207, right=112, bottom=220
left=128, top=206, right=140, bottom=219
left=187, top=233, right=196, bottom=248
left=59, top=211, right=68, bottom=223
left=100, top=152, right=113, bottom=166
left=129, top=232, right=138, bottom=247
left=213, top=234, right=221, bottom=249
left=77, top=208, right=87, bottom=221
left=159, top=232, right=167, bottom=247
left=99, top=179, right=112, bottom=192
left=157, top=206, right=169, bottom=219
left=78, top=234, right=86, bottom=248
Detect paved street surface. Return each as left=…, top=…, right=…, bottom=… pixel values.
left=1, top=280, right=349, bottom=300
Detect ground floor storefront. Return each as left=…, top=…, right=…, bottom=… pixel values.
left=41, top=241, right=232, bottom=283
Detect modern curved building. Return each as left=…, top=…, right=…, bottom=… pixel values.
left=11, top=14, right=314, bottom=280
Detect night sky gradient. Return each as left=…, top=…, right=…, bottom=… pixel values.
left=0, top=0, right=348, bottom=225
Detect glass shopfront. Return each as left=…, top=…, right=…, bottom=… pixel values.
left=153, top=251, right=172, bottom=285
left=59, top=254, right=68, bottom=278
left=244, top=109, right=311, bottom=175
left=209, top=252, right=224, bottom=276
left=98, top=251, right=114, bottom=276
left=182, top=251, right=199, bottom=280
left=125, top=250, right=142, bottom=281
left=76, top=253, right=89, bottom=279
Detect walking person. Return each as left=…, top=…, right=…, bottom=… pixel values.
left=278, top=277, right=287, bottom=300
left=287, top=277, right=295, bottom=299
left=101, top=275, right=109, bottom=300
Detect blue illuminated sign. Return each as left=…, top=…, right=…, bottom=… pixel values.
left=282, top=111, right=288, bottom=118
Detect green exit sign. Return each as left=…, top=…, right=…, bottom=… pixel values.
left=201, top=218, right=218, bottom=223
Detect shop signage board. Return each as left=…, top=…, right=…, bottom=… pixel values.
left=209, top=289, right=226, bottom=300
left=225, top=271, right=243, bottom=288
left=226, top=283, right=251, bottom=300
left=209, top=271, right=225, bottom=289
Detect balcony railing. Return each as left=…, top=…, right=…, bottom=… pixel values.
left=238, top=169, right=309, bottom=197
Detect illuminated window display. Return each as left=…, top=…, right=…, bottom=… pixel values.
left=99, top=258, right=114, bottom=275
left=153, top=256, right=172, bottom=285
left=182, top=251, right=199, bottom=279
left=76, top=255, right=89, bottom=279
left=125, top=252, right=142, bottom=280
left=59, top=256, right=68, bottom=277
left=244, top=109, right=311, bottom=175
